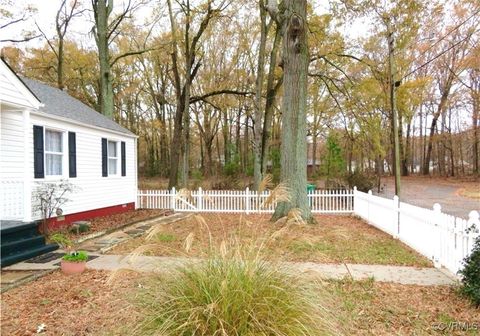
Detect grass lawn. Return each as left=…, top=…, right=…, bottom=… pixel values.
left=109, top=213, right=432, bottom=267
left=2, top=270, right=478, bottom=335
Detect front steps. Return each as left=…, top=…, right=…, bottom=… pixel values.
left=1, top=222, right=58, bottom=267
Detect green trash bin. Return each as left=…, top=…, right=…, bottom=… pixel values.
left=307, top=184, right=315, bottom=207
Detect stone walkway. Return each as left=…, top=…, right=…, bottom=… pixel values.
left=5, top=253, right=457, bottom=286
left=77, top=212, right=192, bottom=253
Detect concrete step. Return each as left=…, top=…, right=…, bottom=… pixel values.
left=1, top=244, right=58, bottom=267
left=1, top=235, right=46, bottom=256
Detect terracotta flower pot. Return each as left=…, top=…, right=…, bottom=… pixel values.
left=61, top=260, right=86, bottom=275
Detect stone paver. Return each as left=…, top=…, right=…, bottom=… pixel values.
left=1, top=270, right=36, bottom=284
left=78, top=212, right=191, bottom=253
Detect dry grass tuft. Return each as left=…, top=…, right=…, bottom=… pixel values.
left=258, top=174, right=272, bottom=193
left=263, top=182, right=291, bottom=208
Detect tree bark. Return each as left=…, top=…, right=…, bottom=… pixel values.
left=253, top=2, right=268, bottom=190
left=92, top=0, right=114, bottom=119
left=272, top=0, right=312, bottom=222
left=423, top=75, right=453, bottom=175
left=261, top=27, right=282, bottom=175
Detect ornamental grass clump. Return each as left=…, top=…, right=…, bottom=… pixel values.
left=137, top=244, right=335, bottom=335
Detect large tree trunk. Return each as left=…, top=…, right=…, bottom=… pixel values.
left=311, top=132, right=317, bottom=177
left=401, top=122, right=410, bottom=176
left=93, top=0, right=114, bottom=119
left=272, top=0, right=311, bottom=222
left=472, top=76, right=479, bottom=174
left=261, top=27, right=282, bottom=176
left=423, top=76, right=453, bottom=175
left=253, top=2, right=267, bottom=189
left=168, top=100, right=185, bottom=188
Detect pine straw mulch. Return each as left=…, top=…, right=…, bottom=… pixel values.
left=1, top=270, right=478, bottom=335
left=52, top=209, right=171, bottom=241
left=108, top=213, right=432, bottom=267
left=0, top=270, right=144, bottom=336
left=329, top=279, right=480, bottom=335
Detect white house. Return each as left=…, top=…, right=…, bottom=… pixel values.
left=0, top=59, right=138, bottom=227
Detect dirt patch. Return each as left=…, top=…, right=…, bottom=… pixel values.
left=2, top=270, right=477, bottom=335
left=109, top=213, right=432, bottom=267
left=1, top=270, right=144, bottom=336
left=458, top=185, right=480, bottom=200
left=329, top=279, right=480, bottom=335
left=52, top=209, right=170, bottom=241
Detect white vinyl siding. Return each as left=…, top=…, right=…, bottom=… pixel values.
left=0, top=110, right=26, bottom=180
left=27, top=114, right=136, bottom=218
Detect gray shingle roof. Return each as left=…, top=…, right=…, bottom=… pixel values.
left=20, top=77, right=134, bottom=136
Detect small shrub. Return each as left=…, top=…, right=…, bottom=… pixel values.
left=50, top=233, right=73, bottom=248
left=62, top=251, right=88, bottom=262
left=459, top=235, right=480, bottom=307
left=344, top=171, right=376, bottom=192
left=190, top=169, right=203, bottom=181
left=223, top=160, right=240, bottom=176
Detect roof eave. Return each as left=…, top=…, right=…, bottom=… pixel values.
left=31, top=110, right=138, bottom=138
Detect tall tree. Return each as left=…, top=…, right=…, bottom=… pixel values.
left=92, top=0, right=150, bottom=118
left=271, top=0, right=312, bottom=222
left=36, top=0, right=84, bottom=90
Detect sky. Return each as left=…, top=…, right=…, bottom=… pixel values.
left=1, top=0, right=370, bottom=50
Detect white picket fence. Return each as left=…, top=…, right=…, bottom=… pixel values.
left=137, top=187, right=479, bottom=275
left=137, top=187, right=354, bottom=214
left=354, top=188, right=479, bottom=275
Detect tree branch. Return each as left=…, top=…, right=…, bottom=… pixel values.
left=190, top=90, right=255, bottom=104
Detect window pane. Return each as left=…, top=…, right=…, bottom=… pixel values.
left=108, top=158, right=117, bottom=175
left=46, top=154, right=62, bottom=175
left=45, top=130, right=63, bottom=152
left=108, top=141, right=117, bottom=157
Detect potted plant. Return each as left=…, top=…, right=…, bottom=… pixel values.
left=50, top=233, right=88, bottom=275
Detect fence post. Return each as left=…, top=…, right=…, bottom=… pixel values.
left=433, top=203, right=442, bottom=268
left=367, top=190, right=372, bottom=223
left=393, top=195, right=399, bottom=239
left=245, top=187, right=250, bottom=215
left=353, top=186, right=357, bottom=214
left=171, top=187, right=176, bottom=211
left=197, top=187, right=203, bottom=212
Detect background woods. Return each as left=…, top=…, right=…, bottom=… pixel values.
left=1, top=0, right=479, bottom=191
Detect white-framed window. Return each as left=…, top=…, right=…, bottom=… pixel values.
left=45, top=129, right=64, bottom=176
left=108, top=140, right=118, bottom=175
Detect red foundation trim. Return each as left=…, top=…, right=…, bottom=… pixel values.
left=47, top=202, right=135, bottom=229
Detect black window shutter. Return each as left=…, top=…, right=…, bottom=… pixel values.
left=121, top=141, right=126, bottom=176
left=33, top=125, right=44, bottom=178
left=68, top=132, right=77, bottom=178
left=101, top=138, right=108, bottom=177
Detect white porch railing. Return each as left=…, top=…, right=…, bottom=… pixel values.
left=354, top=188, right=480, bottom=275
left=137, top=187, right=354, bottom=214
left=0, top=180, right=24, bottom=220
